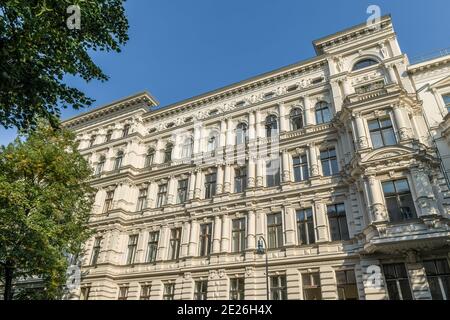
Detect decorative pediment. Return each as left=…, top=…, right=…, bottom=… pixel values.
left=429, top=75, right=450, bottom=91
left=361, top=146, right=412, bottom=162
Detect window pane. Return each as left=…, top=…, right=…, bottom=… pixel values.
left=370, top=132, right=384, bottom=149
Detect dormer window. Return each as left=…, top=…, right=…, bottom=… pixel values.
left=352, top=58, right=378, bottom=71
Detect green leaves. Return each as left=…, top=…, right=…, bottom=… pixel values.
left=0, top=120, right=94, bottom=299
left=0, top=0, right=129, bottom=131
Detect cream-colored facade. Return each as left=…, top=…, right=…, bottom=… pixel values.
left=63, top=16, right=450, bottom=300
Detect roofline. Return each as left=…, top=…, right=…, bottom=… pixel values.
left=62, top=91, right=159, bottom=124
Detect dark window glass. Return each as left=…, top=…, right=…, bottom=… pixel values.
left=90, top=237, right=102, bottom=266
left=118, top=286, right=129, bottom=300
left=266, top=158, right=280, bottom=187
left=382, top=179, right=417, bottom=222
left=168, top=228, right=182, bottom=260
left=177, top=179, right=188, bottom=204
left=270, top=275, right=287, bottom=300
left=163, top=283, right=175, bottom=300
left=80, top=287, right=91, bottom=300
left=236, top=123, right=249, bottom=145
left=336, top=270, right=358, bottom=300
left=96, top=156, right=105, bottom=175
left=293, top=154, right=309, bottom=182
left=140, top=285, right=152, bottom=300
left=105, top=130, right=113, bottom=142
left=146, top=231, right=159, bottom=263
left=199, top=223, right=212, bottom=256
left=234, top=167, right=247, bottom=193
left=164, top=144, right=173, bottom=163
left=296, top=208, right=315, bottom=245
left=145, top=149, right=155, bottom=167
left=126, top=235, right=139, bottom=265
left=424, top=259, right=450, bottom=300
left=103, top=190, right=115, bottom=213
left=315, top=101, right=332, bottom=124
left=382, top=263, right=413, bottom=300
left=302, top=273, right=322, bottom=300
left=137, top=188, right=148, bottom=211
left=156, top=184, right=168, bottom=208
left=89, top=135, right=96, bottom=147
left=114, top=151, right=124, bottom=170
left=230, top=278, right=245, bottom=300
left=267, top=213, right=283, bottom=249
left=444, top=95, right=450, bottom=113
left=368, top=118, right=396, bottom=148
left=232, top=218, right=246, bottom=253
left=194, top=281, right=208, bottom=300
left=204, top=173, right=217, bottom=199
left=122, top=124, right=130, bottom=137
left=327, top=203, right=349, bottom=241
left=352, top=59, right=378, bottom=71
left=265, top=115, right=278, bottom=138
left=290, top=108, right=303, bottom=130
left=320, top=148, right=338, bottom=176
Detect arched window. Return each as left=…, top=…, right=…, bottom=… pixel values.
left=236, top=123, right=248, bottom=145
left=207, top=134, right=218, bottom=152
left=290, top=108, right=303, bottom=130
left=122, top=124, right=130, bottom=137
left=181, top=138, right=193, bottom=158
left=145, top=148, right=155, bottom=167
left=96, top=156, right=106, bottom=175
left=114, top=151, right=124, bottom=170
left=315, top=101, right=332, bottom=124
left=352, top=58, right=378, bottom=71
left=265, top=115, right=278, bottom=138
left=164, top=143, right=173, bottom=163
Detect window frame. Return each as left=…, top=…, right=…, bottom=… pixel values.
left=368, top=117, right=397, bottom=149
left=168, top=228, right=182, bottom=260
left=90, top=237, right=102, bottom=266
left=320, top=147, right=338, bottom=177
left=296, top=208, right=315, bottom=245
left=315, top=101, right=332, bottom=124
left=270, top=275, right=287, bottom=300
left=265, top=115, right=278, bottom=138
left=229, top=277, right=245, bottom=300
left=231, top=218, right=246, bottom=253
left=382, top=263, right=413, bottom=300
left=194, top=280, right=208, bottom=300
left=293, top=154, right=309, bottom=182
left=267, top=213, right=283, bottom=249
left=103, top=190, right=115, bottom=213
left=126, top=234, right=139, bottom=265
left=382, top=179, right=417, bottom=222
left=156, top=184, right=168, bottom=208
left=199, top=223, right=213, bottom=257
left=290, top=108, right=304, bottom=131
left=204, top=173, right=217, bottom=199
left=136, top=187, right=148, bottom=211
left=176, top=179, right=189, bottom=204
left=234, top=166, right=247, bottom=193
left=327, top=203, right=350, bottom=241
left=352, top=58, right=379, bottom=71
left=146, top=231, right=159, bottom=263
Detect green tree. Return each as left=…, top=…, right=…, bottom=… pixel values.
left=0, top=121, right=94, bottom=300
left=0, top=0, right=129, bottom=130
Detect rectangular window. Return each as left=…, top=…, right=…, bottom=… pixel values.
left=267, top=213, right=283, bottom=249
left=136, top=188, right=148, bottom=211
left=423, top=259, right=450, bottom=300
left=302, top=273, right=322, bottom=300
left=204, top=173, right=217, bottom=199
left=327, top=203, right=349, bottom=241
left=105, top=130, right=113, bottom=142
left=270, top=275, right=287, bottom=300
left=145, top=150, right=154, bottom=168
left=146, top=231, right=159, bottom=263
left=293, top=154, right=309, bottom=182
left=266, top=158, right=281, bottom=187
left=103, top=190, right=114, bottom=213
left=118, top=286, right=129, bottom=300
left=232, top=218, right=246, bottom=253
left=89, top=135, right=96, bottom=147
left=230, top=278, right=245, bottom=300
left=90, top=237, right=102, bottom=266
left=382, top=179, right=417, bottom=222
left=443, top=94, right=450, bottom=113
left=382, top=263, right=413, bottom=300
left=199, top=223, right=212, bottom=256
left=234, top=167, right=247, bottom=193
left=168, top=228, right=182, bottom=260
left=368, top=117, right=396, bottom=149
left=320, top=148, right=338, bottom=176
left=163, top=283, right=175, bottom=300
left=126, top=234, right=139, bottom=265
left=336, top=270, right=358, bottom=300
left=177, top=179, right=188, bottom=204
left=80, top=287, right=91, bottom=300
left=156, top=184, right=168, bottom=208
left=122, top=124, right=130, bottom=138
left=140, top=284, right=151, bottom=300
left=296, top=208, right=315, bottom=245
left=194, top=281, right=208, bottom=300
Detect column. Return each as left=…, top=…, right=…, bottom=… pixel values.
left=405, top=251, right=433, bottom=300
left=226, top=118, right=234, bottom=146
left=278, top=102, right=287, bottom=132
left=247, top=210, right=256, bottom=250
left=303, top=95, right=314, bottom=126
left=157, top=226, right=170, bottom=261
left=352, top=113, right=369, bottom=149
left=313, top=201, right=329, bottom=242
left=308, top=143, right=320, bottom=177
left=386, top=64, right=398, bottom=84
left=364, top=175, right=388, bottom=223
left=188, top=171, right=196, bottom=200
left=220, top=214, right=230, bottom=253
left=341, top=77, right=352, bottom=97
left=248, top=111, right=256, bottom=141
left=147, top=181, right=157, bottom=208
left=256, top=158, right=264, bottom=187
left=167, top=176, right=177, bottom=205
left=283, top=206, right=296, bottom=246
left=180, top=221, right=191, bottom=258
left=330, top=80, right=343, bottom=113
left=282, top=150, right=291, bottom=183
left=212, top=215, right=222, bottom=254
left=215, top=164, right=224, bottom=194
left=410, top=167, right=439, bottom=217
left=393, top=103, right=413, bottom=141
left=255, top=109, right=262, bottom=138
left=247, top=158, right=256, bottom=188
left=223, top=164, right=232, bottom=193
left=194, top=170, right=203, bottom=199
left=220, top=119, right=227, bottom=147
left=188, top=220, right=199, bottom=257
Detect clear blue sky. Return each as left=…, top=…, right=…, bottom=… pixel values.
left=1, top=0, right=449, bottom=146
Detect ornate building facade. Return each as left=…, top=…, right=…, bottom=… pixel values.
left=64, top=15, right=450, bottom=300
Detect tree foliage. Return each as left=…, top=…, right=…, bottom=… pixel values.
left=0, top=0, right=129, bottom=130
left=0, top=121, right=94, bottom=300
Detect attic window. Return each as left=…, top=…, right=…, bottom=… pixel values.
left=235, top=100, right=246, bottom=107
left=184, top=117, right=193, bottom=123
left=209, top=109, right=219, bottom=116
left=287, top=85, right=299, bottom=92
left=352, top=59, right=378, bottom=71
left=263, top=92, right=275, bottom=100
left=149, top=128, right=157, bottom=133
left=311, top=77, right=324, bottom=85
left=166, top=122, right=175, bottom=128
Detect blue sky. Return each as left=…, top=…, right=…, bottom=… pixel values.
left=1, top=0, right=449, bottom=146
